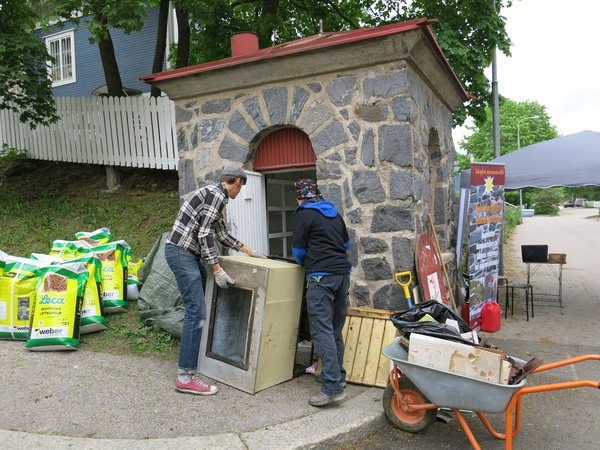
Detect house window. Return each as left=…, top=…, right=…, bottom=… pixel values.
left=45, top=30, right=75, bottom=86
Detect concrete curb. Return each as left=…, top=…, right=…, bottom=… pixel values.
left=0, top=388, right=385, bottom=449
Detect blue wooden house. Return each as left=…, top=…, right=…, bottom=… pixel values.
left=37, top=7, right=172, bottom=97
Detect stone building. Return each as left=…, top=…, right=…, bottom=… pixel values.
left=141, top=18, right=468, bottom=310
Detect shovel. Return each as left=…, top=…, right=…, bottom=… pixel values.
left=395, top=271, right=414, bottom=308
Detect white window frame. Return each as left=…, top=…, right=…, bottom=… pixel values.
left=45, top=29, right=76, bottom=87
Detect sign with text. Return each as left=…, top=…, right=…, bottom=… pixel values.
left=466, top=162, right=505, bottom=330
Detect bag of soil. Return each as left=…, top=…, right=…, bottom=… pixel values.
left=126, top=257, right=145, bottom=301
left=49, top=239, right=93, bottom=259
left=31, top=253, right=106, bottom=334
left=25, top=262, right=87, bottom=351
left=75, top=227, right=112, bottom=245
left=0, top=256, right=44, bottom=340
left=94, top=240, right=131, bottom=313
left=0, top=250, right=7, bottom=277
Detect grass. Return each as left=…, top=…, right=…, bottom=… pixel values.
left=0, top=159, right=181, bottom=360
left=503, top=203, right=522, bottom=243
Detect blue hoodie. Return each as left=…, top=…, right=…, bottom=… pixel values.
left=292, top=199, right=351, bottom=277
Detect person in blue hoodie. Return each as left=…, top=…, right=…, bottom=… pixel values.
left=292, top=178, right=351, bottom=407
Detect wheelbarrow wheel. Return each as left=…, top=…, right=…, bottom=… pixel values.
left=383, top=377, right=436, bottom=433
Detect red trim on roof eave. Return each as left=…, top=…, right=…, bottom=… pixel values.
left=140, top=19, right=429, bottom=84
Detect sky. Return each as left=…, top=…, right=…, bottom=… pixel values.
left=452, top=0, right=600, bottom=149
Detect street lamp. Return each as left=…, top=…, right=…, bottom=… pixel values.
left=516, top=115, right=540, bottom=149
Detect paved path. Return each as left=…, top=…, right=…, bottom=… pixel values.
left=491, top=206, right=600, bottom=345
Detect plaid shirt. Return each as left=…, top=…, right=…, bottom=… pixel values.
left=167, top=183, right=242, bottom=265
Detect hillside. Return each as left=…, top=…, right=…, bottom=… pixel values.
left=0, top=159, right=180, bottom=259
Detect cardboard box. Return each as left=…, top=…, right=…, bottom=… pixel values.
left=408, top=333, right=507, bottom=384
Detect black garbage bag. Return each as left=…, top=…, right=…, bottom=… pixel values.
left=390, top=300, right=479, bottom=346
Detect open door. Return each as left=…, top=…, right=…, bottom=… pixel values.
left=225, top=170, right=268, bottom=256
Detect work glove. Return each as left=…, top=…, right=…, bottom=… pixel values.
left=214, top=268, right=235, bottom=288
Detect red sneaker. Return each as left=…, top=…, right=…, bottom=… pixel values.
left=175, top=377, right=218, bottom=396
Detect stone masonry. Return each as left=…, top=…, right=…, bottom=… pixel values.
left=173, top=60, right=457, bottom=311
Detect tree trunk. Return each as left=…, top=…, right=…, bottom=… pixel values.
left=94, top=14, right=124, bottom=97
left=151, top=0, right=170, bottom=97
left=175, top=6, right=190, bottom=68
left=260, top=0, right=279, bottom=47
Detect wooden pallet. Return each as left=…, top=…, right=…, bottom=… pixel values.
left=342, top=307, right=399, bottom=388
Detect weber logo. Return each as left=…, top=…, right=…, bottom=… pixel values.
left=31, top=326, right=68, bottom=338
left=36, top=328, right=60, bottom=335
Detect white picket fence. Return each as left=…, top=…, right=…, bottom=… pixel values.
left=0, top=96, right=178, bottom=170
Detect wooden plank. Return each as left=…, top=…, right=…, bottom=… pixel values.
left=347, top=307, right=396, bottom=320
left=0, top=96, right=179, bottom=169
left=160, top=97, right=177, bottom=169
left=106, top=96, right=119, bottom=166
left=342, top=316, right=362, bottom=382
left=340, top=307, right=401, bottom=387
left=361, top=317, right=386, bottom=385
left=374, top=321, right=399, bottom=387
left=93, top=97, right=107, bottom=165
left=348, top=317, right=373, bottom=383
left=148, top=97, right=162, bottom=168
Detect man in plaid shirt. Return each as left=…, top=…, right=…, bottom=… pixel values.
left=165, top=166, right=266, bottom=395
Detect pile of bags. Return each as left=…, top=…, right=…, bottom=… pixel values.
left=0, top=227, right=144, bottom=351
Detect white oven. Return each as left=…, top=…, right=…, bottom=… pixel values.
left=199, top=256, right=304, bottom=394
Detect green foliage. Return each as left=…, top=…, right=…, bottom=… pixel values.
left=178, top=0, right=511, bottom=126
left=0, top=144, right=28, bottom=163
left=504, top=190, right=520, bottom=206
left=0, top=162, right=180, bottom=358
left=457, top=98, right=559, bottom=170
left=531, top=188, right=561, bottom=216
left=82, top=312, right=178, bottom=359
left=564, top=186, right=600, bottom=201
left=502, top=203, right=521, bottom=243
left=0, top=0, right=59, bottom=128
left=51, top=0, right=149, bottom=40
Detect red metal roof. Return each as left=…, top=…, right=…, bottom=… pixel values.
left=140, top=18, right=467, bottom=99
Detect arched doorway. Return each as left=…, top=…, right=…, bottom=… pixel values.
left=255, top=128, right=316, bottom=258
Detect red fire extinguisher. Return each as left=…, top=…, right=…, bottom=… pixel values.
left=480, top=301, right=501, bottom=332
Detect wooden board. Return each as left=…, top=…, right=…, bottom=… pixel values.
left=416, top=232, right=448, bottom=305
left=341, top=308, right=398, bottom=388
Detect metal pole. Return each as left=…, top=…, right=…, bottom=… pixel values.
left=491, top=51, right=501, bottom=158
left=516, top=115, right=540, bottom=214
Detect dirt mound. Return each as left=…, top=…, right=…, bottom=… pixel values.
left=0, top=159, right=179, bottom=198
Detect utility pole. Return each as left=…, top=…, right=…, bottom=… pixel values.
left=491, top=0, right=501, bottom=159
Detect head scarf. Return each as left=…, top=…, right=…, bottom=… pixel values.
left=294, top=178, right=321, bottom=200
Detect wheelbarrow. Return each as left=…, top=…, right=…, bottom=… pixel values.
left=382, top=337, right=600, bottom=450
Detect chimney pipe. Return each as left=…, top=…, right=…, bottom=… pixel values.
left=231, top=32, right=259, bottom=57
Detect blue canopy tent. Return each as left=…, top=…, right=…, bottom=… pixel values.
left=460, top=130, right=600, bottom=189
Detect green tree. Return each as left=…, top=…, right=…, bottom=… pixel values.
left=176, top=0, right=511, bottom=126
left=457, top=98, right=558, bottom=171
left=0, top=0, right=58, bottom=128
left=50, top=0, right=150, bottom=97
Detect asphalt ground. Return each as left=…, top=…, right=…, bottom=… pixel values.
left=345, top=206, right=600, bottom=450
left=1, top=207, right=598, bottom=450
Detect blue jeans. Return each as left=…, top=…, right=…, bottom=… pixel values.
left=306, top=273, right=349, bottom=396
left=165, top=243, right=207, bottom=375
